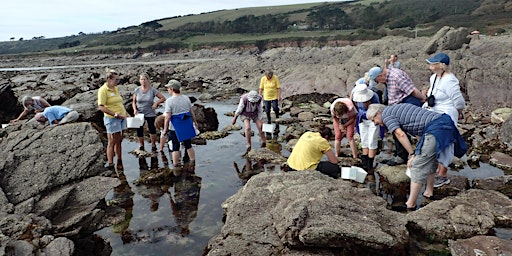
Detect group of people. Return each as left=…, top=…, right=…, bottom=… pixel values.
left=286, top=52, right=467, bottom=210
left=231, top=69, right=281, bottom=150
left=98, top=69, right=198, bottom=171
left=9, top=96, right=79, bottom=126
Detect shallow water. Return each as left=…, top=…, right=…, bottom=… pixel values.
left=95, top=98, right=507, bottom=255
left=95, top=99, right=283, bottom=256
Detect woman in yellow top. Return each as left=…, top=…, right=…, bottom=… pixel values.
left=286, top=125, right=340, bottom=179
left=258, top=69, right=281, bottom=124
left=98, top=68, right=129, bottom=171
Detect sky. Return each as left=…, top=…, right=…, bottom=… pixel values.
left=1, top=0, right=340, bottom=42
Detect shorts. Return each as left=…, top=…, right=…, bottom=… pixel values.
left=240, top=113, right=263, bottom=123
left=103, top=116, right=127, bottom=134
left=167, top=130, right=192, bottom=152
left=333, top=118, right=355, bottom=141
left=359, top=119, right=379, bottom=149
left=409, top=134, right=437, bottom=184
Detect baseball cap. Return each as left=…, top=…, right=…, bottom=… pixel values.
left=165, top=79, right=181, bottom=90
left=426, top=53, right=450, bottom=65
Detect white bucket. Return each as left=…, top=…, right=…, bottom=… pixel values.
left=352, top=166, right=367, bottom=183
left=1, top=124, right=9, bottom=129
left=262, top=123, right=275, bottom=133
left=127, top=114, right=145, bottom=128
left=341, top=167, right=356, bottom=180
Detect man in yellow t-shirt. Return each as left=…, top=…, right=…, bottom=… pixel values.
left=258, top=70, right=281, bottom=124
left=287, top=125, right=340, bottom=178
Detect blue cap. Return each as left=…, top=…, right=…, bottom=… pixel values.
left=426, top=53, right=450, bottom=65
left=368, top=67, right=382, bottom=82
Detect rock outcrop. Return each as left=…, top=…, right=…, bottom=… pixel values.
left=0, top=122, right=121, bottom=254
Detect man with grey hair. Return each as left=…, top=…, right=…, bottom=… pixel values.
left=367, top=66, right=427, bottom=166
left=366, top=103, right=466, bottom=210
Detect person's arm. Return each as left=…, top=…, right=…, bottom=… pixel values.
left=325, top=150, right=339, bottom=164
left=98, top=105, right=125, bottom=119
left=394, top=128, right=414, bottom=155
left=411, top=88, right=427, bottom=103
left=163, top=112, right=171, bottom=136
left=190, top=106, right=198, bottom=127
left=153, top=92, right=166, bottom=109
left=132, top=94, right=138, bottom=115
left=277, top=88, right=281, bottom=102
left=10, top=109, right=29, bottom=123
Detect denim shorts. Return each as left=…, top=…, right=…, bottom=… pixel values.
left=103, top=116, right=127, bottom=134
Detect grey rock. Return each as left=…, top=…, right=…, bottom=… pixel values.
left=5, top=240, right=35, bottom=256
left=473, top=175, right=512, bottom=198
left=407, top=189, right=512, bottom=243
left=0, top=122, right=104, bottom=204
left=500, top=114, right=512, bottom=151
left=449, top=236, right=512, bottom=256
left=43, top=237, right=75, bottom=256
left=206, top=171, right=409, bottom=256
left=490, top=152, right=512, bottom=172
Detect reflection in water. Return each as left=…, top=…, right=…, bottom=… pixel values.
left=170, top=164, right=201, bottom=236
left=110, top=171, right=135, bottom=244
left=233, top=159, right=265, bottom=181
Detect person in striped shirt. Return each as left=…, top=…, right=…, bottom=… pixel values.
left=366, top=103, right=467, bottom=210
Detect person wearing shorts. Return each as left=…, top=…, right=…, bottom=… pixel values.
left=98, top=68, right=129, bottom=171
left=330, top=98, right=358, bottom=159
left=231, top=90, right=266, bottom=150
left=366, top=103, right=467, bottom=210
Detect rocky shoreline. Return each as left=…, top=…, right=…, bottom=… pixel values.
left=1, top=26, right=512, bottom=255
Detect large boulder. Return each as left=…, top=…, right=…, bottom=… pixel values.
left=0, top=122, right=105, bottom=204
left=407, top=189, right=512, bottom=243
left=205, top=171, right=409, bottom=256
left=424, top=26, right=470, bottom=54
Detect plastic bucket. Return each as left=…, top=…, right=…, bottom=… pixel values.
left=1, top=124, right=9, bottom=129
left=341, top=167, right=356, bottom=180
left=262, top=123, right=275, bottom=133
left=127, top=117, right=141, bottom=128
left=352, top=166, right=367, bottom=183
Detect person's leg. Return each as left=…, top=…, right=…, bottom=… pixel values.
left=333, top=118, right=343, bottom=157
left=146, top=116, right=157, bottom=150
left=184, top=140, right=195, bottom=162
left=113, top=131, right=124, bottom=170
left=434, top=143, right=454, bottom=187
left=408, top=134, right=438, bottom=205
left=271, top=99, right=279, bottom=119
left=106, top=133, right=114, bottom=165
left=59, top=111, right=79, bottom=124
left=243, top=118, right=252, bottom=148
left=390, top=132, right=409, bottom=165
left=136, top=125, right=145, bottom=150
left=264, top=100, right=272, bottom=124
left=168, top=131, right=181, bottom=166
left=367, top=120, right=379, bottom=170
left=316, top=161, right=341, bottom=179
left=255, top=119, right=266, bottom=147
left=159, top=132, right=166, bottom=152
left=346, top=122, right=357, bottom=159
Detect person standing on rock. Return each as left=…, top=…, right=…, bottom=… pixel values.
left=98, top=68, right=129, bottom=171
left=258, top=69, right=281, bottom=125
left=232, top=90, right=267, bottom=150
left=34, top=106, right=79, bottom=125
left=132, top=72, right=166, bottom=152
left=330, top=98, right=358, bottom=159
left=366, top=103, right=467, bottom=210
left=351, top=83, right=383, bottom=174
left=287, top=125, right=340, bottom=179
left=423, top=52, right=466, bottom=188
left=163, top=79, right=197, bottom=167
left=10, top=95, right=51, bottom=123
left=367, top=66, right=427, bottom=166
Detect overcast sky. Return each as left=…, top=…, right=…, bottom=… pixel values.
left=1, top=0, right=341, bottom=42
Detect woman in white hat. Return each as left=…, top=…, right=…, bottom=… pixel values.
left=351, top=83, right=383, bottom=173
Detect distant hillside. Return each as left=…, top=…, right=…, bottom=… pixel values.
left=0, top=0, right=511, bottom=55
